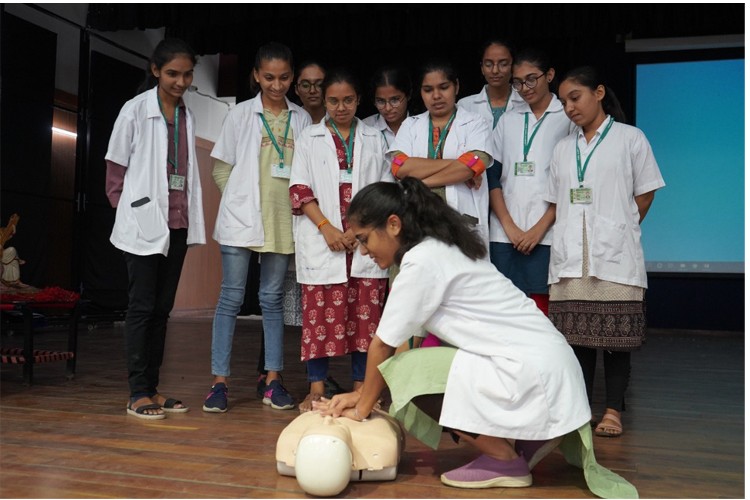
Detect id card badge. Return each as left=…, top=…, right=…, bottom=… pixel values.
left=570, top=187, right=593, bottom=204
left=169, top=174, right=186, bottom=191
left=514, top=161, right=536, bottom=176
left=271, top=163, right=291, bottom=179
left=339, top=170, right=353, bottom=184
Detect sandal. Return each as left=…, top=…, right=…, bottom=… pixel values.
left=595, top=411, right=623, bottom=437
left=127, top=398, right=165, bottom=420
left=153, top=394, right=189, bottom=413
left=299, top=393, right=323, bottom=414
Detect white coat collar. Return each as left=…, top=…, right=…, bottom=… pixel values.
left=510, top=93, right=564, bottom=115
left=146, top=86, right=187, bottom=119
left=308, top=117, right=375, bottom=137
left=249, top=93, right=300, bottom=116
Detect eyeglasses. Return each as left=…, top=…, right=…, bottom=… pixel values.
left=355, top=229, right=373, bottom=248
left=297, top=80, right=322, bottom=92
left=511, top=73, right=547, bottom=91
left=482, top=60, right=511, bottom=71
left=325, top=96, right=358, bottom=108
left=374, top=96, right=405, bottom=110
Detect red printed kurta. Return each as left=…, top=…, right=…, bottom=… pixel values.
left=290, top=131, right=387, bottom=361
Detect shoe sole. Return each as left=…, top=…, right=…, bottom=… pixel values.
left=202, top=405, right=228, bottom=413
left=262, top=397, right=295, bottom=410
left=527, top=436, right=563, bottom=470
left=126, top=407, right=166, bottom=420
left=440, top=473, right=532, bottom=489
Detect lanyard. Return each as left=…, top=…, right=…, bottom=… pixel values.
left=522, top=112, right=549, bottom=161
left=260, top=111, right=292, bottom=168
left=575, top=117, right=614, bottom=186
left=157, top=93, right=179, bottom=173
left=428, top=109, right=457, bottom=159
left=329, top=119, right=356, bottom=173
left=486, top=86, right=510, bottom=128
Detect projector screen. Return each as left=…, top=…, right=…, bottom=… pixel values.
left=636, top=58, right=744, bottom=273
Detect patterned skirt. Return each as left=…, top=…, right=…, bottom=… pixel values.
left=549, top=217, right=646, bottom=351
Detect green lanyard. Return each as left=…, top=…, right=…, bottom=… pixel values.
left=486, top=86, right=510, bottom=128
left=157, top=92, right=179, bottom=173
left=260, top=111, right=292, bottom=168
left=428, top=109, right=457, bottom=159
left=522, top=112, right=549, bottom=162
left=575, top=117, right=614, bottom=187
left=329, top=119, right=356, bottom=173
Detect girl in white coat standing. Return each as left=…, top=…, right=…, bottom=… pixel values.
left=547, top=66, right=665, bottom=438
left=362, top=66, right=412, bottom=148
left=105, top=38, right=206, bottom=419
left=290, top=69, right=392, bottom=412
left=314, top=178, right=606, bottom=491
left=490, top=48, right=574, bottom=316
left=389, top=60, right=493, bottom=250
left=204, top=42, right=312, bottom=413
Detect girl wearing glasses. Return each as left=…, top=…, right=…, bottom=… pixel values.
left=363, top=67, right=412, bottom=148
left=547, top=66, right=664, bottom=438
left=314, top=179, right=635, bottom=495
left=489, top=48, right=574, bottom=316
left=294, top=61, right=327, bottom=124
left=389, top=59, right=492, bottom=250
left=458, top=39, right=522, bottom=131
left=204, top=42, right=312, bottom=414
left=289, top=69, right=392, bottom=412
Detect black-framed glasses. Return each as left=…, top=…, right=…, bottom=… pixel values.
left=297, top=80, right=322, bottom=92
left=511, top=72, right=546, bottom=91
left=374, top=96, right=405, bottom=110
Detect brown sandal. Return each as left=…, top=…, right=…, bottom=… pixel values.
left=298, top=393, right=323, bottom=413
left=595, top=412, right=623, bottom=437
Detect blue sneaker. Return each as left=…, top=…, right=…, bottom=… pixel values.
left=202, top=382, right=228, bottom=413
left=262, top=379, right=295, bottom=410
left=256, top=375, right=266, bottom=399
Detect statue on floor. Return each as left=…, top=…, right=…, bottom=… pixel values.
left=276, top=409, right=404, bottom=496
left=1, top=214, right=27, bottom=288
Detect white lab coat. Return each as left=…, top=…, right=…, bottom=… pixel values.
left=490, top=94, right=574, bottom=245
left=457, top=85, right=524, bottom=132
left=388, top=108, right=492, bottom=250
left=362, top=112, right=409, bottom=149
left=211, top=94, right=312, bottom=247
left=545, top=118, right=665, bottom=288
left=290, top=118, right=392, bottom=285
left=376, top=238, right=590, bottom=440
left=106, top=86, right=206, bottom=256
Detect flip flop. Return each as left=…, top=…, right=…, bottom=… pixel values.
left=595, top=412, right=623, bottom=437
left=127, top=401, right=165, bottom=420
left=158, top=397, right=189, bottom=413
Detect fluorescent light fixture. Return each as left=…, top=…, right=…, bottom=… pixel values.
left=52, top=126, right=77, bottom=138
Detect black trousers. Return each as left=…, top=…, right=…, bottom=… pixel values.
left=123, top=229, right=188, bottom=398
left=572, top=345, right=631, bottom=412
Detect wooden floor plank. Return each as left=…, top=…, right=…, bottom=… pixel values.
left=1, top=318, right=744, bottom=498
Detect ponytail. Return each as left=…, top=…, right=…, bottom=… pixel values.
left=347, top=177, right=487, bottom=265
left=561, top=66, right=627, bottom=123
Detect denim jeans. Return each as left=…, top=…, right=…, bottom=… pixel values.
left=124, top=229, right=188, bottom=398
left=211, top=246, right=290, bottom=376
left=307, top=351, right=367, bottom=383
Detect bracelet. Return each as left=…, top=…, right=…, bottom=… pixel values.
left=353, top=406, right=368, bottom=421
left=317, top=218, right=330, bottom=230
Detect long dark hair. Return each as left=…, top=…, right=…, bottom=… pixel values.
left=371, top=66, right=412, bottom=100
left=513, top=47, right=556, bottom=93
left=321, top=68, right=362, bottom=98
left=250, top=41, right=294, bottom=96
left=561, top=66, right=627, bottom=123
left=479, top=38, right=515, bottom=62
left=137, top=38, right=197, bottom=94
left=347, top=177, right=487, bottom=265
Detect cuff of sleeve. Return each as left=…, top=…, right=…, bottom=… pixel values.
left=458, top=152, right=486, bottom=177
left=391, top=153, right=409, bottom=178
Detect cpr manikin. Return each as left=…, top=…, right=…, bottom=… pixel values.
left=276, top=409, right=404, bottom=496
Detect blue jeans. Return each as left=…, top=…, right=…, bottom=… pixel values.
left=211, top=246, right=290, bottom=376
left=307, top=351, right=367, bottom=383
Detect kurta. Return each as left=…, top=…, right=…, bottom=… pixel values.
left=376, top=238, right=590, bottom=440
left=291, top=127, right=388, bottom=362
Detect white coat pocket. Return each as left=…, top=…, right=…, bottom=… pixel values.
left=591, top=215, right=627, bottom=264
left=133, top=199, right=167, bottom=242
left=550, top=221, right=568, bottom=267
left=220, top=194, right=251, bottom=228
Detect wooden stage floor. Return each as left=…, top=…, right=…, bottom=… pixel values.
left=1, top=317, right=744, bottom=498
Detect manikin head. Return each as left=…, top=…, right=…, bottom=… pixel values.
left=294, top=416, right=353, bottom=496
